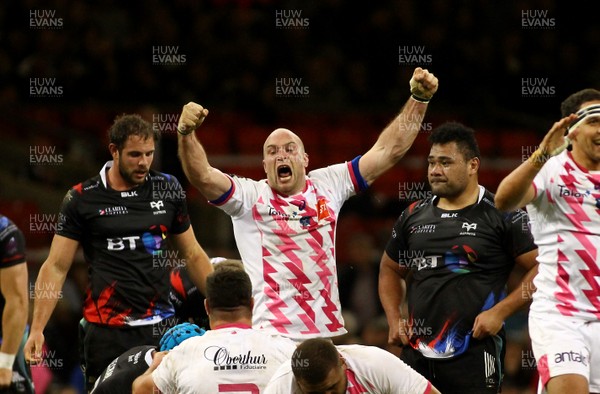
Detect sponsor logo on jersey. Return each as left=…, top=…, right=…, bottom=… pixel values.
left=121, top=191, right=138, bottom=197
left=204, top=346, right=268, bottom=371
left=484, top=351, right=497, bottom=387
left=99, top=206, right=128, bottom=216
left=409, top=224, right=436, bottom=234
left=554, top=350, right=588, bottom=366
left=460, top=222, right=477, bottom=236
left=441, top=213, right=458, bottom=218
left=317, top=198, right=330, bottom=221
left=150, top=200, right=167, bottom=215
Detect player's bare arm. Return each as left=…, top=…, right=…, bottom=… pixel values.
left=378, top=252, right=410, bottom=346
left=24, top=235, right=79, bottom=364
left=495, top=114, right=578, bottom=211
left=176, top=102, right=232, bottom=201
left=170, top=226, right=213, bottom=295
left=131, top=351, right=167, bottom=394
left=472, top=249, right=538, bottom=339
left=0, top=263, right=28, bottom=388
left=359, top=67, right=439, bottom=185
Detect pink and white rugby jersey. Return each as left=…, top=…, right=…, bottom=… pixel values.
left=264, top=345, right=434, bottom=394
left=152, top=324, right=296, bottom=393
left=527, top=151, right=600, bottom=321
left=212, top=159, right=367, bottom=340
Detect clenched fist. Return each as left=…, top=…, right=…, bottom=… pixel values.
left=177, top=102, right=209, bottom=135
left=409, top=67, right=439, bottom=101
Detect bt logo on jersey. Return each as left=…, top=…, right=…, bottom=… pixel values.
left=107, top=236, right=140, bottom=250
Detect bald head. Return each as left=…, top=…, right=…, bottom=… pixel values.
left=262, top=128, right=309, bottom=196
left=263, top=128, right=305, bottom=156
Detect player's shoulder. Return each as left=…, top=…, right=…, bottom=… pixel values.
left=479, top=188, right=528, bottom=223
left=401, top=196, right=434, bottom=219
left=337, top=344, right=396, bottom=364
left=149, top=170, right=182, bottom=186
left=0, top=215, right=22, bottom=239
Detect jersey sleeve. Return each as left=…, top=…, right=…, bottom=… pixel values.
left=152, top=352, right=177, bottom=393
left=384, top=207, right=411, bottom=265
left=0, top=218, right=26, bottom=268
left=308, top=157, right=367, bottom=207
left=210, top=175, right=261, bottom=218
left=56, top=187, right=85, bottom=241
left=502, top=208, right=537, bottom=258
left=168, top=176, right=191, bottom=235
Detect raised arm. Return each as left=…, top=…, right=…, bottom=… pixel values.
left=177, top=103, right=232, bottom=201
left=24, top=234, right=79, bottom=364
left=495, top=114, right=577, bottom=211
left=359, top=67, right=438, bottom=185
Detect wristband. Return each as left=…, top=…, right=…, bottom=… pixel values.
left=527, top=149, right=550, bottom=170
left=177, top=125, right=193, bottom=136
left=410, top=94, right=430, bottom=104
left=0, top=352, right=15, bottom=369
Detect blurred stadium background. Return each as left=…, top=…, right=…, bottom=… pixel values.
left=1, top=1, right=598, bottom=392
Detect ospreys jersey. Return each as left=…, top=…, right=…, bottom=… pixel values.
left=58, top=161, right=191, bottom=327
left=0, top=214, right=27, bottom=336
left=385, top=186, right=536, bottom=359
left=91, top=345, right=155, bottom=394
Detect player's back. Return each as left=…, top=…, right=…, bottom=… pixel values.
left=152, top=326, right=296, bottom=393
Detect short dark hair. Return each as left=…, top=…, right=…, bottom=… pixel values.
left=561, top=89, right=600, bottom=117
left=206, top=261, right=252, bottom=310
left=428, top=121, right=481, bottom=160
left=292, top=338, right=340, bottom=386
left=108, top=114, right=159, bottom=151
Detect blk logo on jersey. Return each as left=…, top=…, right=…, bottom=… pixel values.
left=121, top=191, right=138, bottom=197
left=441, top=213, right=458, bottom=218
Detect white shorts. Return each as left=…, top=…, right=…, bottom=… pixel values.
left=529, top=313, right=600, bottom=392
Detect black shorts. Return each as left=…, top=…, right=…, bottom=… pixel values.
left=79, top=318, right=175, bottom=392
left=0, top=328, right=34, bottom=394
left=400, top=333, right=506, bottom=394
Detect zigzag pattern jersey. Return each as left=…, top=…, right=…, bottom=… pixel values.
left=265, top=344, right=433, bottom=393
left=385, top=186, right=536, bottom=359
left=211, top=157, right=367, bottom=340
left=528, top=150, right=600, bottom=321
left=0, top=214, right=27, bottom=337
left=58, top=161, right=190, bottom=327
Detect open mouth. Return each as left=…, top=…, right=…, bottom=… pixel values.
left=277, top=165, right=292, bottom=179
